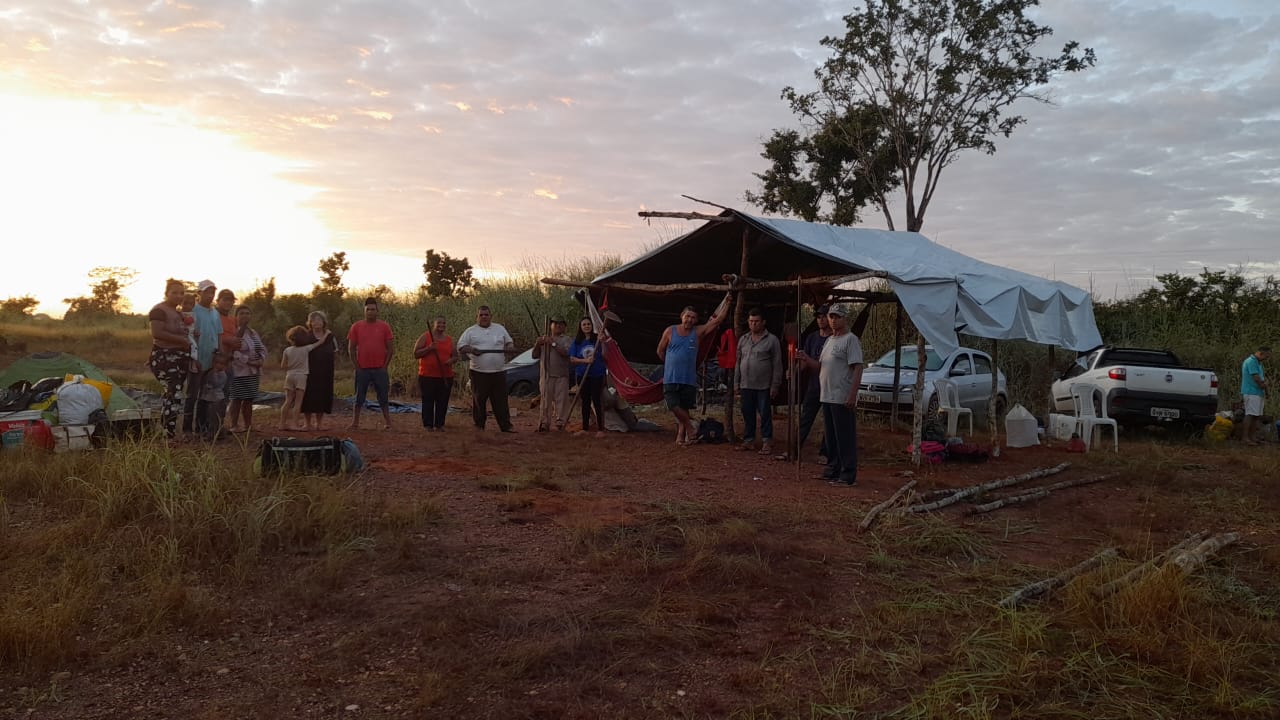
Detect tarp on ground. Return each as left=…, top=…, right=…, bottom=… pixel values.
left=0, top=351, right=140, bottom=415
left=592, top=209, right=1103, bottom=359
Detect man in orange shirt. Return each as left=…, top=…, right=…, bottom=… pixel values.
left=216, top=289, right=239, bottom=357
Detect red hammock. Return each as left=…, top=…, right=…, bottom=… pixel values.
left=600, top=334, right=715, bottom=406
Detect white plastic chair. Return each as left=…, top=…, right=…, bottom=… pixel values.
left=1070, top=383, right=1118, bottom=451
left=933, top=379, right=973, bottom=437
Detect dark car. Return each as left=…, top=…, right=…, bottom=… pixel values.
left=504, top=349, right=540, bottom=397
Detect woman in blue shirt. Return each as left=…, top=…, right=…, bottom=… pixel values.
left=570, top=318, right=607, bottom=437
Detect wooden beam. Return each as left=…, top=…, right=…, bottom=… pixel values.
left=638, top=211, right=732, bottom=223
left=540, top=269, right=889, bottom=295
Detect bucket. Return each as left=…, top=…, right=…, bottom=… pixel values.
left=1005, top=403, right=1039, bottom=448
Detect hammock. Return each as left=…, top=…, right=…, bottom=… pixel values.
left=585, top=291, right=715, bottom=405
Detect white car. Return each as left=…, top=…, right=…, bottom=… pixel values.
left=856, top=345, right=1008, bottom=417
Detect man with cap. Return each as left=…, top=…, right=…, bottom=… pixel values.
left=796, top=303, right=864, bottom=486
left=533, top=316, right=573, bottom=431
left=183, top=279, right=222, bottom=435
left=796, top=303, right=833, bottom=458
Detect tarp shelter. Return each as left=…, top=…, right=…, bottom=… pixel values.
left=0, top=352, right=140, bottom=415
left=587, top=209, right=1102, bottom=361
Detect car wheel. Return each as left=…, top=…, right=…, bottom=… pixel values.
left=926, top=395, right=939, bottom=417
left=994, top=395, right=1007, bottom=418
left=509, top=380, right=534, bottom=398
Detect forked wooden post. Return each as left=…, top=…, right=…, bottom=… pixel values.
left=726, top=228, right=749, bottom=442
left=890, top=301, right=903, bottom=429
left=990, top=339, right=1000, bottom=452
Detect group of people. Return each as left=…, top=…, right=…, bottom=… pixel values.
left=147, top=279, right=338, bottom=439
left=147, top=280, right=866, bottom=483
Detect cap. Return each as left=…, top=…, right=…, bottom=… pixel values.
left=815, top=303, right=830, bottom=315
left=827, top=303, right=848, bottom=317
left=197, top=279, right=216, bottom=292
left=550, top=316, right=567, bottom=324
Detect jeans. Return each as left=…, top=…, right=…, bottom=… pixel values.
left=821, top=402, right=858, bottom=483
left=354, top=367, right=390, bottom=407
left=578, top=374, right=605, bottom=431
left=740, top=388, right=773, bottom=442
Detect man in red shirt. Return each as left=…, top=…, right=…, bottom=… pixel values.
left=347, top=297, right=395, bottom=430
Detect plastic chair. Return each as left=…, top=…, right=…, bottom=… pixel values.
left=933, top=379, right=973, bottom=437
left=1070, top=383, right=1118, bottom=451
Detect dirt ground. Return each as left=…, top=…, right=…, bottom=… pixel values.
left=6, top=398, right=1279, bottom=719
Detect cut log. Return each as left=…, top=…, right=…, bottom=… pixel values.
left=1092, top=531, right=1207, bottom=599
left=1170, top=533, right=1241, bottom=575
left=904, top=463, right=1072, bottom=514
left=638, top=210, right=732, bottom=223
left=969, top=475, right=1107, bottom=515
left=859, top=480, right=917, bottom=533
left=999, top=547, right=1119, bottom=609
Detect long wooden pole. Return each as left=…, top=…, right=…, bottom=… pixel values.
left=890, top=300, right=903, bottom=429
left=540, top=270, right=889, bottom=294
left=911, top=334, right=926, bottom=465
left=990, top=339, right=1000, bottom=456
left=726, top=228, right=750, bottom=443
left=794, top=275, right=803, bottom=472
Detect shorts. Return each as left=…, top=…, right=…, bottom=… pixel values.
left=1243, top=394, right=1264, bottom=416
left=664, top=383, right=697, bottom=411
left=285, top=371, right=308, bottom=391
left=355, top=367, right=390, bottom=407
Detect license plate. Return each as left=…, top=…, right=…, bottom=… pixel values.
left=857, top=390, right=880, bottom=404
left=1150, top=407, right=1180, bottom=419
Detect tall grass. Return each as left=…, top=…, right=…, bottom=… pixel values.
left=0, top=434, right=429, bottom=673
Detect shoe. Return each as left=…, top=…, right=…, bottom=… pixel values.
left=758, top=442, right=773, bottom=455
left=827, top=479, right=856, bottom=487
left=735, top=441, right=754, bottom=451
left=536, top=425, right=548, bottom=432
left=500, top=427, right=517, bottom=434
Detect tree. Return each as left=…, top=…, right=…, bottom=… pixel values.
left=0, top=296, right=39, bottom=318
left=242, top=277, right=277, bottom=318
left=313, top=251, right=350, bottom=320
left=63, top=266, right=138, bottom=318
left=748, top=0, right=1095, bottom=231
left=421, top=249, right=480, bottom=299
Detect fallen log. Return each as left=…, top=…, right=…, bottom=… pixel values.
left=999, top=547, right=1119, bottom=609
left=904, top=463, right=1072, bottom=514
left=1170, top=532, right=1241, bottom=575
left=1092, top=531, right=1207, bottom=599
left=859, top=480, right=917, bottom=533
left=969, top=475, right=1107, bottom=515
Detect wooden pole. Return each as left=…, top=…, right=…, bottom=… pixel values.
left=726, top=228, right=750, bottom=442
left=911, top=334, right=926, bottom=465
left=794, top=275, right=803, bottom=472
left=890, top=300, right=903, bottom=429
left=637, top=210, right=732, bottom=223
left=990, top=339, right=1000, bottom=456
left=539, top=270, right=889, bottom=294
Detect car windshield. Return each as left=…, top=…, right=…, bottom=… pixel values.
left=870, top=348, right=944, bottom=371
left=508, top=349, right=535, bottom=365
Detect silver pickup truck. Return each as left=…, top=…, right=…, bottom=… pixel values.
left=1051, top=347, right=1218, bottom=427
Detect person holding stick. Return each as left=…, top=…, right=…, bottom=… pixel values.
left=457, top=305, right=517, bottom=433
left=570, top=317, right=607, bottom=437
left=533, top=316, right=573, bottom=431
left=657, top=292, right=732, bottom=446
left=414, top=315, right=458, bottom=432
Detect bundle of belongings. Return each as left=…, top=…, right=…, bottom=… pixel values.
left=0, top=352, right=144, bottom=452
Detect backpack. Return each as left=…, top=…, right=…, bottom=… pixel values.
left=255, top=437, right=347, bottom=475
left=695, top=417, right=726, bottom=444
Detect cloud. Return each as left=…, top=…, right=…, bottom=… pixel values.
left=0, top=0, right=1277, bottom=305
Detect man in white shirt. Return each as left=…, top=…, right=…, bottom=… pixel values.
left=797, top=303, right=864, bottom=486
left=457, top=305, right=517, bottom=433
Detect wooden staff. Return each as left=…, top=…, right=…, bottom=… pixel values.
left=794, top=274, right=802, bottom=476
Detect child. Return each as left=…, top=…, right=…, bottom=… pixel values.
left=201, top=351, right=229, bottom=441
left=280, top=325, right=330, bottom=431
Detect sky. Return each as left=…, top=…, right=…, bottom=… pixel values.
left=1, top=0, right=1277, bottom=316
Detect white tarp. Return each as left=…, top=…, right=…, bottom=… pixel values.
left=739, top=213, right=1103, bottom=356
